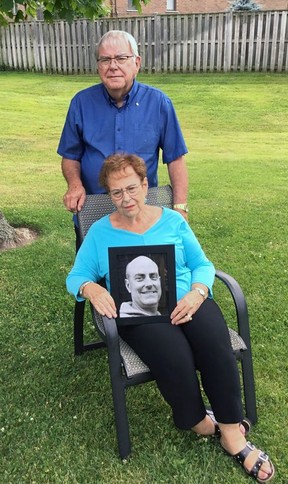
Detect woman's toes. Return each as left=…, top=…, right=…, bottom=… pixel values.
left=245, top=449, right=273, bottom=480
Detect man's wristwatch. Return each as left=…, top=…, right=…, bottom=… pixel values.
left=194, top=287, right=207, bottom=299
left=173, top=203, right=189, bottom=213
left=79, top=281, right=93, bottom=298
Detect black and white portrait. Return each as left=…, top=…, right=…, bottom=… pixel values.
left=120, top=255, right=162, bottom=317
left=109, top=245, right=176, bottom=325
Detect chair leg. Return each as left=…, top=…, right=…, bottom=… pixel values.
left=104, top=318, right=131, bottom=460
left=74, top=300, right=86, bottom=355
left=110, top=368, right=131, bottom=461
left=241, top=350, right=257, bottom=425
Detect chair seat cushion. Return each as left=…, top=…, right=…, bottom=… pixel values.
left=95, top=315, right=246, bottom=379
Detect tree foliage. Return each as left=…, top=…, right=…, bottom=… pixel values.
left=230, top=0, right=261, bottom=11
left=0, top=0, right=151, bottom=26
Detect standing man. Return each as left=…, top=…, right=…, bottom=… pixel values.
left=58, top=30, right=188, bottom=244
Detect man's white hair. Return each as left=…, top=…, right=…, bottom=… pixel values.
left=96, top=30, right=139, bottom=57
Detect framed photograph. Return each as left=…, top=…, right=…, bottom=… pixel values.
left=109, top=244, right=176, bottom=326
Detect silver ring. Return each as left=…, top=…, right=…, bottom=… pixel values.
left=186, top=313, right=192, bottom=321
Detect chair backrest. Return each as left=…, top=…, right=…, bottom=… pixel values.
left=77, top=185, right=173, bottom=241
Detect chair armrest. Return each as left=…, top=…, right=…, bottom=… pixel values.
left=102, top=316, right=123, bottom=373
left=215, top=269, right=252, bottom=352
left=102, top=316, right=120, bottom=347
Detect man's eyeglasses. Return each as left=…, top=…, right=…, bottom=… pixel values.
left=110, top=184, right=141, bottom=200
left=97, top=55, right=135, bottom=67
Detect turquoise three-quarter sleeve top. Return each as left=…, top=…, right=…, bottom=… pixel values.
left=66, top=208, right=215, bottom=302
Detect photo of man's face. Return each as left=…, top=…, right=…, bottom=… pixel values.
left=109, top=244, right=176, bottom=324
left=125, top=256, right=162, bottom=311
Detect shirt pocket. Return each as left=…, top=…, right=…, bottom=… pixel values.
left=133, top=125, right=159, bottom=154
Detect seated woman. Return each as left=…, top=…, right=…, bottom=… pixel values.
left=66, top=153, right=274, bottom=483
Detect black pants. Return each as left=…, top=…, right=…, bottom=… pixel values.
left=118, top=298, right=243, bottom=430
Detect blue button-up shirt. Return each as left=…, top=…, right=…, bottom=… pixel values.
left=57, top=80, right=188, bottom=194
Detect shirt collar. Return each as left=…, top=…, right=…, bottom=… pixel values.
left=102, top=80, right=139, bottom=107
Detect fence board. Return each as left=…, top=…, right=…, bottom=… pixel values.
left=31, top=23, right=39, bottom=70
left=285, top=13, right=288, bottom=70
left=0, top=27, right=5, bottom=66
left=203, top=14, right=209, bottom=71
left=169, top=16, right=175, bottom=73
left=224, top=13, right=232, bottom=71
left=210, top=14, right=216, bottom=71
left=39, top=22, right=46, bottom=71
left=182, top=15, right=188, bottom=72
left=15, top=23, right=22, bottom=69
left=0, top=12, right=287, bottom=74
left=70, top=22, right=77, bottom=73
left=8, top=28, right=14, bottom=68
left=247, top=14, right=254, bottom=71
left=49, top=24, right=56, bottom=72
left=217, top=14, right=224, bottom=72
left=270, top=12, right=278, bottom=71
left=146, top=16, right=152, bottom=73
left=6, top=26, right=13, bottom=67
left=155, top=15, right=161, bottom=73
left=138, top=18, right=146, bottom=67
left=65, top=23, right=72, bottom=74
left=1, top=27, right=8, bottom=66
left=162, top=15, right=168, bottom=72
left=232, top=13, right=240, bottom=71
left=278, top=12, right=287, bottom=71
left=76, top=21, right=83, bottom=74
left=175, top=16, right=181, bottom=72
left=240, top=14, right=247, bottom=71
left=255, top=13, right=263, bottom=71
left=10, top=25, right=17, bottom=68
left=89, top=22, right=97, bottom=73
left=195, top=14, right=202, bottom=72
left=262, top=11, right=270, bottom=71
left=84, top=21, right=90, bottom=72
left=26, top=24, right=33, bottom=69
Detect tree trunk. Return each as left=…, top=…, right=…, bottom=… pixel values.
left=0, top=211, right=22, bottom=249
left=0, top=211, right=37, bottom=250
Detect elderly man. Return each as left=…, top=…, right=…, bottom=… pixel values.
left=57, top=30, right=188, bottom=248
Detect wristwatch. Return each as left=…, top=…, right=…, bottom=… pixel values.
left=79, top=281, right=93, bottom=298
left=194, top=287, right=207, bottom=299
left=173, top=203, right=189, bottom=213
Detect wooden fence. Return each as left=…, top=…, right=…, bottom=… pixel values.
left=0, top=11, right=287, bottom=73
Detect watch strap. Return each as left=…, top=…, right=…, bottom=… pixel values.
left=79, top=281, right=93, bottom=298
left=194, top=287, right=207, bottom=299
left=173, top=203, right=189, bottom=213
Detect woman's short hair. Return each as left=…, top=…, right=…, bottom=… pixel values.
left=99, top=153, right=147, bottom=191
left=96, top=30, right=139, bottom=58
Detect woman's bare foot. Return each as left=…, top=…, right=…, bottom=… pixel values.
left=219, top=424, right=274, bottom=482
left=192, top=415, right=217, bottom=435
left=192, top=412, right=249, bottom=437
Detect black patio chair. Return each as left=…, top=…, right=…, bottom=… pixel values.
left=73, top=185, right=257, bottom=461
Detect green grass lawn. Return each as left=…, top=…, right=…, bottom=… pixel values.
left=0, top=71, right=287, bottom=483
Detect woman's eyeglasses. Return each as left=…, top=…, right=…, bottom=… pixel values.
left=110, top=184, right=141, bottom=200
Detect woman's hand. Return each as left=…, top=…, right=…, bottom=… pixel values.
left=170, top=288, right=207, bottom=325
left=82, top=282, right=117, bottom=319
